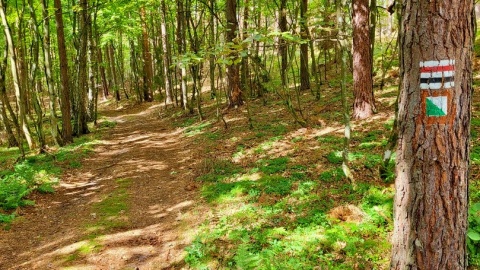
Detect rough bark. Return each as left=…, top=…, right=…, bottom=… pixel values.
left=226, top=0, right=243, bottom=107
left=53, top=0, right=73, bottom=144
left=352, top=0, right=375, bottom=120
left=391, top=0, right=473, bottom=269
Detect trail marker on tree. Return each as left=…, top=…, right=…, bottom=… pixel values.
left=419, top=59, right=456, bottom=125
left=391, top=1, right=472, bottom=269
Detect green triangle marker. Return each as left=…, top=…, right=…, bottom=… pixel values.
left=426, top=97, right=447, bottom=117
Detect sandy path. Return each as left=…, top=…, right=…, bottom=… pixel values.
left=0, top=103, right=206, bottom=270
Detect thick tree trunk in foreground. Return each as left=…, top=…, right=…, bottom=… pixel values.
left=352, top=0, right=375, bottom=120
left=391, top=0, right=473, bottom=269
left=54, top=0, right=73, bottom=144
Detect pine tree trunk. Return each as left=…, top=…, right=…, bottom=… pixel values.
left=352, top=0, right=375, bottom=120
left=391, top=0, right=473, bottom=268
left=226, top=0, right=243, bottom=108
left=53, top=0, right=73, bottom=144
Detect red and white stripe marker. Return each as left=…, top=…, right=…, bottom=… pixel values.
left=420, top=59, right=455, bottom=90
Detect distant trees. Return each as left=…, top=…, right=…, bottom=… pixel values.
left=0, top=0, right=393, bottom=154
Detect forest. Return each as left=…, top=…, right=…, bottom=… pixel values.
left=0, top=0, right=478, bottom=269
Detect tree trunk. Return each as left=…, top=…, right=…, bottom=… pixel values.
left=0, top=0, right=34, bottom=150
left=54, top=0, right=73, bottom=144
left=0, top=47, right=18, bottom=148
left=161, top=0, right=173, bottom=104
left=27, top=0, right=46, bottom=151
left=352, top=0, right=375, bottom=120
left=225, top=0, right=243, bottom=108
left=299, top=0, right=311, bottom=91
left=391, top=0, right=473, bottom=269
left=74, top=0, right=89, bottom=136
left=278, top=0, right=288, bottom=86
left=176, top=0, right=188, bottom=110
left=40, top=0, right=62, bottom=146
left=208, top=0, right=216, bottom=99
left=106, top=43, right=120, bottom=101
left=240, top=0, right=250, bottom=96
left=140, top=7, right=153, bottom=102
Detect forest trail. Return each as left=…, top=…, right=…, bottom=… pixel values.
left=0, top=102, right=206, bottom=269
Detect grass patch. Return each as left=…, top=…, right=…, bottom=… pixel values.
left=189, top=176, right=393, bottom=269
left=185, top=121, right=213, bottom=137
left=85, top=178, right=131, bottom=237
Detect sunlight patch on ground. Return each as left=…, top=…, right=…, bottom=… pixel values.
left=167, top=200, right=194, bottom=212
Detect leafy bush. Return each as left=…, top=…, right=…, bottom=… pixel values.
left=468, top=203, right=480, bottom=265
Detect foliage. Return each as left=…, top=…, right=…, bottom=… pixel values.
left=0, top=136, right=99, bottom=223
left=189, top=154, right=393, bottom=269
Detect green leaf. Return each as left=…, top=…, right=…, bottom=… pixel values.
left=468, top=230, right=480, bottom=241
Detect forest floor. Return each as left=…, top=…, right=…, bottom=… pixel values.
left=0, top=71, right=479, bottom=269
left=0, top=101, right=209, bottom=269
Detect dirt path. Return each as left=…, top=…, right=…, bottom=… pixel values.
left=0, top=103, right=206, bottom=270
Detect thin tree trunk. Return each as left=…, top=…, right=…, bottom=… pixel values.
left=352, top=0, right=375, bottom=119
left=338, top=0, right=354, bottom=185
left=0, top=0, right=34, bottom=150
left=108, top=43, right=120, bottom=101
left=161, top=0, right=173, bottom=104
left=75, top=0, right=89, bottom=135
left=299, top=0, right=310, bottom=91
left=0, top=46, right=18, bottom=148
left=53, top=0, right=73, bottom=144
left=140, top=7, right=153, bottom=102
left=208, top=0, right=216, bottom=99
left=279, top=0, right=288, bottom=86
left=27, top=0, right=46, bottom=151
left=241, top=0, right=250, bottom=96
left=176, top=0, right=188, bottom=110
left=40, top=0, right=62, bottom=146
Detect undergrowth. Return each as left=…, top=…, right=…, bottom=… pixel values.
left=185, top=103, right=397, bottom=268
left=0, top=135, right=100, bottom=224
